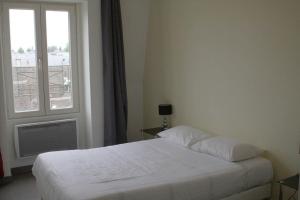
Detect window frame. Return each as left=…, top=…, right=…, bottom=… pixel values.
left=2, top=2, right=79, bottom=119
left=41, top=4, right=79, bottom=115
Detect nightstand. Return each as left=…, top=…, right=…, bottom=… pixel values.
left=278, top=174, right=299, bottom=200
left=141, top=127, right=163, bottom=139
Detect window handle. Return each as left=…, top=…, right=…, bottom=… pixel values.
left=38, top=58, right=42, bottom=70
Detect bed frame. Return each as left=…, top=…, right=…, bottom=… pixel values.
left=40, top=184, right=271, bottom=200
left=221, top=184, right=271, bottom=200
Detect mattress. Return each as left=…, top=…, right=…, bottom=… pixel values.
left=32, top=138, right=273, bottom=200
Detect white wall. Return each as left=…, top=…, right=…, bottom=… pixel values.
left=120, top=0, right=150, bottom=141
left=144, top=0, right=300, bottom=198
left=0, top=2, right=11, bottom=176
left=81, top=0, right=104, bottom=148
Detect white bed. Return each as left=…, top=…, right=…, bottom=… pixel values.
left=32, top=138, right=273, bottom=200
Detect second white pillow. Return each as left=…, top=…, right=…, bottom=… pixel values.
left=191, top=136, right=263, bottom=162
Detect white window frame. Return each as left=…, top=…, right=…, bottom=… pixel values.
left=41, top=4, right=79, bottom=115
left=2, top=2, right=79, bottom=119
left=3, top=3, right=45, bottom=118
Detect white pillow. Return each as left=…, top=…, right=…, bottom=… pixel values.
left=191, top=136, right=263, bottom=162
left=158, top=126, right=211, bottom=147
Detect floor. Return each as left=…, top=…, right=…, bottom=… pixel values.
left=0, top=173, right=40, bottom=200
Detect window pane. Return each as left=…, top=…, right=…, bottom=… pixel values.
left=46, top=11, right=73, bottom=110
left=9, top=9, right=39, bottom=113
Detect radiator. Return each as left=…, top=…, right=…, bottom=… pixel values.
left=15, top=119, right=78, bottom=158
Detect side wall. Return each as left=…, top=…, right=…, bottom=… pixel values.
left=121, top=0, right=150, bottom=141
left=82, top=0, right=104, bottom=147
left=0, top=0, right=104, bottom=173
left=144, top=0, right=300, bottom=186
left=0, top=0, right=149, bottom=173
left=0, top=2, right=10, bottom=176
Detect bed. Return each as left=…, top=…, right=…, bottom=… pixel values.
left=33, top=138, right=273, bottom=200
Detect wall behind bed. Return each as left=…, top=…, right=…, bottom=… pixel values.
left=144, top=0, right=300, bottom=194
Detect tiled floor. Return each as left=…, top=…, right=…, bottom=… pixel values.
left=0, top=173, right=40, bottom=200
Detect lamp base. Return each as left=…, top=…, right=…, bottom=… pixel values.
left=162, top=116, right=168, bottom=130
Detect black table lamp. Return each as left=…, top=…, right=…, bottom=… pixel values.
left=159, top=104, right=172, bottom=130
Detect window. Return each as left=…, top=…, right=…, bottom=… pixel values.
left=9, top=9, right=40, bottom=113
left=2, top=3, right=79, bottom=118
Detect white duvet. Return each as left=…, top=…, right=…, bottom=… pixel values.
left=32, top=138, right=273, bottom=200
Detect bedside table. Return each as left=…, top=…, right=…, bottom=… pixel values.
left=141, top=127, right=163, bottom=139
left=278, top=174, right=299, bottom=200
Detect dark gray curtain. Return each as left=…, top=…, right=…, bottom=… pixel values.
left=101, top=0, right=128, bottom=146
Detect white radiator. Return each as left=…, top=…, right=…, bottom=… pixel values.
left=15, top=119, right=78, bottom=158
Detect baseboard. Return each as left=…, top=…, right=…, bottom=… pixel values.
left=11, top=165, right=32, bottom=176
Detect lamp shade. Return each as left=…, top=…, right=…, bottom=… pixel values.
left=159, top=104, right=172, bottom=115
